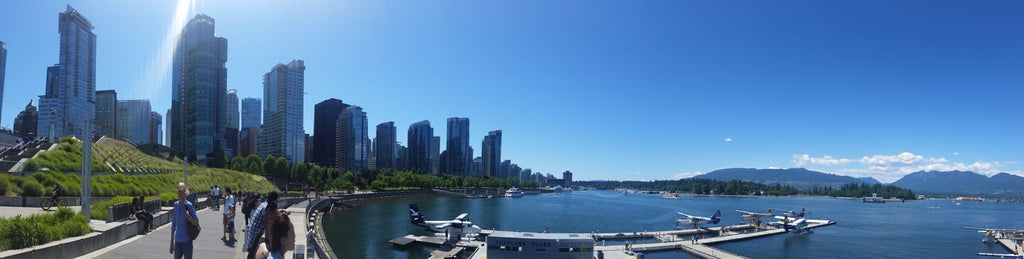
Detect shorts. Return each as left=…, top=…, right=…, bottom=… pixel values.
left=227, top=219, right=235, bottom=233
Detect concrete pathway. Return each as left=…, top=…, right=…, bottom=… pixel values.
left=80, top=207, right=241, bottom=259
left=0, top=205, right=83, bottom=217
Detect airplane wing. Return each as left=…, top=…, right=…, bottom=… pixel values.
left=978, top=253, right=1024, bottom=258
left=774, top=216, right=788, bottom=220
left=736, top=210, right=755, bottom=215
left=432, top=223, right=452, bottom=230
left=791, top=218, right=807, bottom=225
left=455, top=213, right=469, bottom=221
left=677, top=212, right=695, bottom=218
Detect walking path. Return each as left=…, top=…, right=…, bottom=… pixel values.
left=0, top=205, right=83, bottom=217
left=79, top=206, right=241, bottom=259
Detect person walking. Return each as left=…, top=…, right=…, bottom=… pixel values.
left=224, top=187, right=236, bottom=242
left=257, top=215, right=295, bottom=259
left=244, top=191, right=276, bottom=259
left=170, top=183, right=199, bottom=259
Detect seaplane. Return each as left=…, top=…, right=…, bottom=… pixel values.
left=772, top=208, right=811, bottom=234
left=409, top=204, right=482, bottom=243
left=676, top=210, right=721, bottom=230
left=774, top=207, right=809, bottom=218
left=736, top=209, right=773, bottom=226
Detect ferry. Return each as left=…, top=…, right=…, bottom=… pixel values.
left=505, top=187, right=524, bottom=198
left=661, top=193, right=680, bottom=199
left=862, top=193, right=885, bottom=203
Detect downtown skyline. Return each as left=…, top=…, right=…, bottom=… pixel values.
left=0, top=1, right=1021, bottom=182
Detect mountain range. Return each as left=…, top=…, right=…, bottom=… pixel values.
left=693, top=168, right=871, bottom=190
left=891, top=171, right=1024, bottom=196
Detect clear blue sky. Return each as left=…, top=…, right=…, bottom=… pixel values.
left=1, top=0, right=1022, bottom=182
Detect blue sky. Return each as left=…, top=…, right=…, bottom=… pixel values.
left=1, top=0, right=1021, bottom=182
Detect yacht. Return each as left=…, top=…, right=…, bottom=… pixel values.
left=505, top=187, right=524, bottom=198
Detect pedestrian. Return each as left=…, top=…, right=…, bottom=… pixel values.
left=245, top=192, right=277, bottom=259
left=242, top=193, right=254, bottom=228
left=224, top=187, right=236, bottom=242
left=170, top=183, right=199, bottom=259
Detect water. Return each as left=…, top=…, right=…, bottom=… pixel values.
left=322, top=191, right=1024, bottom=258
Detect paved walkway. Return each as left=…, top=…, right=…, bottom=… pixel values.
left=80, top=207, right=242, bottom=259
left=0, top=205, right=83, bottom=217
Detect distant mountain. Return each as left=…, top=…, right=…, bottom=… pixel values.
left=891, top=171, right=1024, bottom=196
left=693, top=168, right=864, bottom=190
left=857, top=177, right=881, bottom=185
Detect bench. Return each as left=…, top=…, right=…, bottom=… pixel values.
left=107, top=199, right=162, bottom=223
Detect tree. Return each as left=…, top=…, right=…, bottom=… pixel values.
left=263, top=155, right=277, bottom=178
left=275, top=157, right=289, bottom=180
left=291, top=163, right=309, bottom=183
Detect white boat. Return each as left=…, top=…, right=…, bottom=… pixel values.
left=505, top=187, right=524, bottom=198
left=662, top=193, right=680, bottom=199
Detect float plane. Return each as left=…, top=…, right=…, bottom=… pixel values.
left=409, top=204, right=482, bottom=243
left=676, top=210, right=721, bottom=229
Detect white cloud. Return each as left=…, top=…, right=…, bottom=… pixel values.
left=672, top=171, right=703, bottom=180
left=953, top=152, right=959, bottom=156
left=724, top=138, right=733, bottom=142
left=792, top=152, right=1019, bottom=183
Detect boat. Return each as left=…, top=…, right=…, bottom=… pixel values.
left=661, top=193, right=680, bottom=199
left=862, top=193, right=886, bottom=203
left=505, top=187, right=524, bottom=198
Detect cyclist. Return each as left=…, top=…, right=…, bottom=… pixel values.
left=50, top=182, right=63, bottom=208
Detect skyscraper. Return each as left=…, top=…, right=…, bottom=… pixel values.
left=374, top=121, right=396, bottom=170
left=312, top=98, right=348, bottom=167
left=38, top=6, right=96, bottom=141
left=431, top=136, right=440, bottom=175
left=407, top=120, right=433, bottom=174
left=116, top=100, right=151, bottom=144
left=225, top=89, right=239, bottom=157
left=258, top=60, right=305, bottom=163
left=482, top=130, right=502, bottom=178
left=94, top=90, right=117, bottom=138
left=149, top=111, right=162, bottom=145
left=336, top=106, right=368, bottom=171
left=170, top=14, right=228, bottom=162
left=563, top=170, right=573, bottom=187
left=165, top=108, right=172, bottom=146
left=240, top=98, right=261, bottom=130
left=500, top=160, right=511, bottom=179
left=445, top=117, right=470, bottom=176
left=14, top=101, right=37, bottom=138
left=0, top=41, right=6, bottom=124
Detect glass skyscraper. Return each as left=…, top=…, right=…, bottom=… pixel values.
left=313, top=98, right=348, bottom=167
left=94, top=90, right=117, bottom=138
left=0, top=41, right=6, bottom=124
left=375, top=121, right=396, bottom=170
left=336, top=106, right=368, bottom=171
left=225, top=89, right=239, bottom=157
left=482, top=130, right=502, bottom=178
left=407, top=120, right=433, bottom=174
left=241, top=98, right=261, bottom=130
left=116, top=100, right=151, bottom=145
left=38, top=6, right=96, bottom=141
left=259, top=60, right=305, bottom=163
left=170, top=14, right=228, bottom=162
left=446, top=117, right=471, bottom=176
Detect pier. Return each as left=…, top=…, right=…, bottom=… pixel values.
left=392, top=219, right=836, bottom=259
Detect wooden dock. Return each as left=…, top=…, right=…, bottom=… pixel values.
left=996, top=238, right=1023, bottom=255
left=394, top=219, right=836, bottom=259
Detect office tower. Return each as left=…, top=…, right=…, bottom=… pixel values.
left=445, top=117, right=470, bottom=176
left=258, top=60, right=305, bottom=162
left=239, top=127, right=257, bottom=157
left=225, top=89, right=239, bottom=157
left=472, top=156, right=482, bottom=177
left=500, top=160, right=511, bottom=179
left=374, top=122, right=396, bottom=170
left=14, top=101, right=38, bottom=138
left=336, top=106, right=367, bottom=171
left=38, top=6, right=96, bottom=141
left=149, top=111, right=162, bottom=145
left=312, top=98, right=347, bottom=166
left=511, top=164, right=523, bottom=181
left=395, top=144, right=408, bottom=170
left=482, top=130, right=502, bottom=178
left=0, top=41, right=5, bottom=124
left=241, top=98, right=261, bottom=129
left=563, top=170, right=573, bottom=186
left=94, top=90, right=117, bottom=138
left=170, top=14, right=228, bottom=162
left=407, top=120, right=433, bottom=174
left=116, top=100, right=151, bottom=144
left=304, top=133, right=312, bottom=163
left=431, top=136, right=440, bottom=175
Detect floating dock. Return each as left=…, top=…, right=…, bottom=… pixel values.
left=393, top=219, right=836, bottom=259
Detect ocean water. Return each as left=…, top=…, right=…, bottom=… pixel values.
left=321, top=190, right=1024, bottom=258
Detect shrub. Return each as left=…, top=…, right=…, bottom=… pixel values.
left=0, top=208, right=90, bottom=251
left=19, top=180, right=45, bottom=197
left=0, top=177, right=10, bottom=196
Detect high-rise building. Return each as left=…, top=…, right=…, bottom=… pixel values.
left=407, top=120, right=433, bottom=174
left=149, top=111, right=162, bottom=145
left=563, top=170, right=573, bottom=187
left=482, top=130, right=502, bottom=178
left=116, top=100, right=151, bottom=144
left=511, top=164, right=523, bottom=181
left=395, top=144, right=408, bottom=170
left=241, top=98, right=261, bottom=129
left=94, top=90, right=117, bottom=138
left=312, top=98, right=348, bottom=167
left=472, top=156, right=482, bottom=177
left=430, top=136, right=440, bottom=175
left=500, top=160, right=511, bottom=179
left=14, top=100, right=38, bottom=138
left=258, top=60, right=305, bottom=163
left=225, top=89, right=239, bottom=157
left=170, top=14, right=228, bottom=162
left=239, top=127, right=257, bottom=157
left=0, top=41, right=6, bottom=125
left=445, top=117, right=470, bottom=176
left=336, top=106, right=368, bottom=171
left=38, top=6, right=96, bottom=141
left=374, top=121, right=396, bottom=170
left=165, top=108, right=172, bottom=146
left=304, top=133, right=312, bottom=163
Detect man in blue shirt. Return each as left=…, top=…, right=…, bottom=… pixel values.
left=170, top=182, right=199, bottom=259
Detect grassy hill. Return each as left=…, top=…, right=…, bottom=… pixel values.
left=2, top=137, right=278, bottom=197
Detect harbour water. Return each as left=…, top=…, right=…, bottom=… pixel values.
left=322, top=190, right=1024, bottom=258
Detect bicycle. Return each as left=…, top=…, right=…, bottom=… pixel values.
left=41, top=196, right=61, bottom=211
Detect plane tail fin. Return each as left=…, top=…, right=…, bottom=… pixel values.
left=711, top=210, right=722, bottom=224
left=409, top=204, right=426, bottom=226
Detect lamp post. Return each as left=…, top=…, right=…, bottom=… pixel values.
left=81, top=119, right=91, bottom=218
